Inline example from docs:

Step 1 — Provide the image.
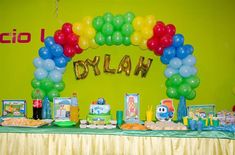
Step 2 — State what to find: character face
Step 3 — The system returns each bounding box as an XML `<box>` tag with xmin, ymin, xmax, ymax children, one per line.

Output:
<box><xmin>157</xmin><ymin>106</ymin><xmax>168</xmax><ymax>114</ymax></box>
<box><xmin>156</xmin><ymin>105</ymin><xmax>169</xmax><ymax>121</ymax></box>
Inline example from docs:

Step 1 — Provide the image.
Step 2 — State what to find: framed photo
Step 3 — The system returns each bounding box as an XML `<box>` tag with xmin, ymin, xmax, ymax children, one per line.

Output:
<box><xmin>187</xmin><ymin>104</ymin><xmax>215</xmax><ymax>118</ymax></box>
<box><xmin>53</xmin><ymin>97</ymin><xmax>72</xmax><ymax>121</ymax></box>
<box><xmin>2</xmin><ymin>100</ymin><xmax>26</xmax><ymax>118</ymax></box>
<box><xmin>124</xmin><ymin>93</ymin><xmax>140</xmax><ymax>123</ymax></box>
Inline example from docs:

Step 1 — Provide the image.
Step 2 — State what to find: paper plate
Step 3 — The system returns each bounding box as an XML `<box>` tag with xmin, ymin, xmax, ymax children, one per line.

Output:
<box><xmin>54</xmin><ymin>121</ymin><xmax>76</xmax><ymax>127</ymax></box>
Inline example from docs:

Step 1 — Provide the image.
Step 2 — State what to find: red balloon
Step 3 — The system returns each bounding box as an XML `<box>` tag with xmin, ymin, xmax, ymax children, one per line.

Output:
<box><xmin>166</xmin><ymin>24</ymin><xmax>176</xmax><ymax>36</ymax></box>
<box><xmin>63</xmin><ymin>45</ymin><xmax>76</xmax><ymax>58</ymax></box>
<box><xmin>62</xmin><ymin>23</ymin><xmax>73</xmax><ymax>35</ymax></box>
<box><xmin>54</xmin><ymin>30</ymin><xmax>66</xmax><ymax>45</ymax></box>
<box><xmin>153</xmin><ymin>21</ymin><xmax>166</xmax><ymax>37</ymax></box>
<box><xmin>66</xmin><ymin>33</ymin><xmax>78</xmax><ymax>46</ymax></box>
<box><xmin>74</xmin><ymin>44</ymin><xmax>83</xmax><ymax>54</ymax></box>
<box><xmin>160</xmin><ymin>34</ymin><xmax>173</xmax><ymax>47</ymax></box>
<box><xmin>147</xmin><ymin>38</ymin><xmax>159</xmax><ymax>51</ymax></box>
<box><xmin>154</xmin><ymin>46</ymin><xmax>164</xmax><ymax>56</ymax></box>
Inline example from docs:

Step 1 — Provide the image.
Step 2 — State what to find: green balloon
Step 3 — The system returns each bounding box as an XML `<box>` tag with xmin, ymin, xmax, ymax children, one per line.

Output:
<box><xmin>185</xmin><ymin>75</ymin><xmax>200</xmax><ymax>89</ymax></box>
<box><xmin>54</xmin><ymin>81</ymin><xmax>65</xmax><ymax>92</ymax></box>
<box><xmin>169</xmin><ymin>74</ymin><xmax>183</xmax><ymax>87</ymax></box>
<box><xmin>112</xmin><ymin>31</ymin><xmax>123</xmax><ymax>45</ymax></box>
<box><xmin>103</xmin><ymin>12</ymin><xmax>113</xmax><ymax>23</ymax></box>
<box><xmin>121</xmin><ymin>23</ymin><xmax>133</xmax><ymax>36</ymax></box>
<box><xmin>166</xmin><ymin>87</ymin><xmax>178</xmax><ymax>99</ymax></box>
<box><xmin>124</xmin><ymin>12</ymin><xmax>135</xmax><ymax>23</ymax></box>
<box><xmin>123</xmin><ymin>36</ymin><xmax>131</xmax><ymax>46</ymax></box>
<box><xmin>165</xmin><ymin>78</ymin><xmax>172</xmax><ymax>87</ymax></box>
<box><xmin>40</xmin><ymin>78</ymin><xmax>54</xmax><ymax>92</ymax></box>
<box><xmin>31</xmin><ymin>88</ymin><xmax>45</xmax><ymax>99</ymax></box>
<box><xmin>102</xmin><ymin>23</ymin><xmax>114</xmax><ymax>36</ymax></box>
<box><xmin>95</xmin><ymin>32</ymin><xmax>105</xmax><ymax>45</ymax></box>
<box><xmin>92</xmin><ymin>16</ymin><xmax>104</xmax><ymax>31</ymax></box>
<box><xmin>31</xmin><ymin>78</ymin><xmax>41</xmax><ymax>88</ymax></box>
<box><xmin>186</xmin><ymin>90</ymin><xmax>196</xmax><ymax>100</ymax></box>
<box><xmin>113</xmin><ymin>15</ymin><xmax>124</xmax><ymax>30</ymax></box>
<box><xmin>47</xmin><ymin>89</ymin><xmax>60</xmax><ymax>102</ymax></box>
<box><xmin>105</xmin><ymin>35</ymin><xmax>113</xmax><ymax>46</ymax></box>
<box><xmin>178</xmin><ymin>83</ymin><xmax>192</xmax><ymax>96</ymax></box>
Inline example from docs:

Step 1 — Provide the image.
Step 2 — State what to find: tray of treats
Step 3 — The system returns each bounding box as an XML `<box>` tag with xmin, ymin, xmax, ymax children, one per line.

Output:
<box><xmin>144</xmin><ymin>121</ymin><xmax>187</xmax><ymax>130</ymax></box>
<box><xmin>120</xmin><ymin>123</ymin><xmax>148</xmax><ymax>131</ymax></box>
<box><xmin>1</xmin><ymin>118</ymin><xmax>48</xmax><ymax>128</ymax></box>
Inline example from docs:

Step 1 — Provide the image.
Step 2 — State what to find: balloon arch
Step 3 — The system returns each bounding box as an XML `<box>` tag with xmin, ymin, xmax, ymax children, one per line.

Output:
<box><xmin>31</xmin><ymin>12</ymin><xmax>200</xmax><ymax>103</ymax></box>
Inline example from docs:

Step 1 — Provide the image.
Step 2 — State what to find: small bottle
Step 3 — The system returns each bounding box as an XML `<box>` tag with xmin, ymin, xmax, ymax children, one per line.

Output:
<box><xmin>33</xmin><ymin>90</ymin><xmax>42</xmax><ymax>119</ymax></box>
<box><xmin>46</xmin><ymin>99</ymin><xmax>52</xmax><ymax>119</ymax></box>
<box><xmin>42</xmin><ymin>97</ymin><xmax>47</xmax><ymax>119</ymax></box>
<box><xmin>70</xmin><ymin>92</ymin><xmax>79</xmax><ymax>123</ymax></box>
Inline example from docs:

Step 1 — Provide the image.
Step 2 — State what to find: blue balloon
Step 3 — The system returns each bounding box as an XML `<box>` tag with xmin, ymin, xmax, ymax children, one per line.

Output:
<box><xmin>39</xmin><ymin>47</ymin><xmax>53</xmax><ymax>59</ymax></box>
<box><xmin>34</xmin><ymin>68</ymin><xmax>48</xmax><ymax>80</ymax></box>
<box><xmin>43</xmin><ymin>59</ymin><xmax>55</xmax><ymax>71</ymax></box>
<box><xmin>49</xmin><ymin>70</ymin><xmax>62</xmax><ymax>83</ymax></box>
<box><xmin>182</xmin><ymin>55</ymin><xmax>196</xmax><ymax>66</ymax></box>
<box><xmin>44</xmin><ymin>36</ymin><xmax>55</xmax><ymax>48</ymax></box>
<box><xmin>173</xmin><ymin>34</ymin><xmax>184</xmax><ymax>47</ymax></box>
<box><xmin>55</xmin><ymin>67</ymin><xmax>66</xmax><ymax>74</ymax></box>
<box><xmin>54</xmin><ymin>57</ymin><xmax>67</xmax><ymax>68</ymax></box>
<box><xmin>176</xmin><ymin>46</ymin><xmax>189</xmax><ymax>59</ymax></box>
<box><xmin>184</xmin><ymin>44</ymin><xmax>194</xmax><ymax>55</ymax></box>
<box><xmin>163</xmin><ymin>46</ymin><xmax>176</xmax><ymax>60</ymax></box>
<box><xmin>160</xmin><ymin>56</ymin><xmax>170</xmax><ymax>64</ymax></box>
<box><xmin>50</xmin><ymin>44</ymin><xmax>63</xmax><ymax>57</ymax></box>
<box><xmin>190</xmin><ymin>67</ymin><xmax>197</xmax><ymax>75</ymax></box>
<box><xmin>169</xmin><ymin>58</ymin><xmax>182</xmax><ymax>69</ymax></box>
<box><xmin>179</xmin><ymin>65</ymin><xmax>191</xmax><ymax>77</ymax></box>
<box><xmin>63</xmin><ymin>54</ymin><xmax>71</xmax><ymax>62</ymax></box>
<box><xmin>33</xmin><ymin>57</ymin><xmax>44</xmax><ymax>68</ymax></box>
<box><xmin>164</xmin><ymin>67</ymin><xmax>178</xmax><ymax>78</ymax></box>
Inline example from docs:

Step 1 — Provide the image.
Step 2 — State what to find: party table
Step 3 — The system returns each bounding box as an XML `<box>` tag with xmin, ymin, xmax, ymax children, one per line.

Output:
<box><xmin>0</xmin><ymin>125</ymin><xmax>234</xmax><ymax>155</ymax></box>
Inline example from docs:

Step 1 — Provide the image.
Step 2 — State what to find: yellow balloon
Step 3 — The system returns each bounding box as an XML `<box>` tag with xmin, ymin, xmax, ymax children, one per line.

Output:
<box><xmin>82</xmin><ymin>16</ymin><xmax>93</xmax><ymax>26</ymax></box>
<box><xmin>89</xmin><ymin>39</ymin><xmax>99</xmax><ymax>49</ymax></box>
<box><xmin>141</xmin><ymin>27</ymin><xmax>153</xmax><ymax>39</ymax></box>
<box><xmin>145</xmin><ymin>15</ymin><xmax>156</xmax><ymax>27</ymax></box>
<box><xmin>84</xmin><ymin>27</ymin><xmax>96</xmax><ymax>39</ymax></box>
<box><xmin>140</xmin><ymin>39</ymin><xmax>148</xmax><ymax>50</ymax></box>
<box><xmin>132</xmin><ymin>16</ymin><xmax>144</xmax><ymax>31</ymax></box>
<box><xmin>73</xmin><ymin>22</ymin><xmax>84</xmax><ymax>36</ymax></box>
<box><xmin>130</xmin><ymin>32</ymin><xmax>142</xmax><ymax>45</ymax></box>
<box><xmin>79</xmin><ymin>37</ymin><xmax>89</xmax><ymax>50</ymax></box>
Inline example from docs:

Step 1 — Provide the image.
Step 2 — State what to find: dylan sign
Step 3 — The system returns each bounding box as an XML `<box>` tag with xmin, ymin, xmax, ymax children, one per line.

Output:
<box><xmin>73</xmin><ymin>54</ymin><xmax>153</xmax><ymax>80</ymax></box>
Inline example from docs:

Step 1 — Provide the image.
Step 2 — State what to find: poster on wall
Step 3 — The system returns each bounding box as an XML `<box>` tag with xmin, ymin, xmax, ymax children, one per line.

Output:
<box><xmin>124</xmin><ymin>93</ymin><xmax>140</xmax><ymax>123</ymax></box>
<box><xmin>2</xmin><ymin>100</ymin><xmax>26</xmax><ymax>118</ymax></box>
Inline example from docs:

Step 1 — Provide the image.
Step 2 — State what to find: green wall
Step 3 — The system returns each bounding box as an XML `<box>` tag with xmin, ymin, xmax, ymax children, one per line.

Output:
<box><xmin>0</xmin><ymin>0</ymin><xmax>235</xmax><ymax>120</ymax></box>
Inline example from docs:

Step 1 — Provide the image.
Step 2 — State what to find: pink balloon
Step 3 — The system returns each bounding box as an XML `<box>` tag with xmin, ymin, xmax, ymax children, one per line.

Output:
<box><xmin>160</xmin><ymin>34</ymin><xmax>173</xmax><ymax>47</ymax></box>
<box><xmin>74</xmin><ymin>44</ymin><xmax>83</xmax><ymax>54</ymax></box>
<box><xmin>153</xmin><ymin>21</ymin><xmax>166</xmax><ymax>37</ymax></box>
<box><xmin>66</xmin><ymin>33</ymin><xmax>78</xmax><ymax>46</ymax></box>
<box><xmin>166</xmin><ymin>24</ymin><xmax>176</xmax><ymax>36</ymax></box>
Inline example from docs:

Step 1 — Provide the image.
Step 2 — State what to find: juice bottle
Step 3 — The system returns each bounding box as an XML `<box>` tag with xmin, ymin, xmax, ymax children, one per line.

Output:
<box><xmin>70</xmin><ymin>92</ymin><xmax>79</xmax><ymax>123</ymax></box>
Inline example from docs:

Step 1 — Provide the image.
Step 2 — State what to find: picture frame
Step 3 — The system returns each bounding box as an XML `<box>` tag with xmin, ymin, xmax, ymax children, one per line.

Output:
<box><xmin>53</xmin><ymin>97</ymin><xmax>72</xmax><ymax>121</ymax></box>
<box><xmin>187</xmin><ymin>104</ymin><xmax>215</xmax><ymax>118</ymax></box>
<box><xmin>124</xmin><ymin>93</ymin><xmax>140</xmax><ymax>123</ymax></box>
<box><xmin>2</xmin><ymin>100</ymin><xmax>26</xmax><ymax>118</ymax></box>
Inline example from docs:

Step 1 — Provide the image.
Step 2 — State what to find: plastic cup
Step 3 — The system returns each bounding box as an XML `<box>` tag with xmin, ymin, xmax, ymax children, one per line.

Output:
<box><xmin>187</xmin><ymin>118</ymin><xmax>192</xmax><ymax>127</ymax></box>
<box><xmin>189</xmin><ymin>120</ymin><xmax>196</xmax><ymax>130</ymax></box>
<box><xmin>213</xmin><ymin>120</ymin><xmax>219</xmax><ymax>127</ymax></box>
<box><xmin>146</xmin><ymin>111</ymin><xmax>153</xmax><ymax>122</ymax></box>
<box><xmin>183</xmin><ymin>117</ymin><xmax>188</xmax><ymax>126</ymax></box>
<box><xmin>116</xmin><ymin>111</ymin><xmax>123</xmax><ymax>126</ymax></box>
<box><xmin>197</xmin><ymin>120</ymin><xmax>203</xmax><ymax>131</ymax></box>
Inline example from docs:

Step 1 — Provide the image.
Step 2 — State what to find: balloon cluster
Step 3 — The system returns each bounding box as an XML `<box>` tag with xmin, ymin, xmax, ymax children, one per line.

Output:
<box><xmin>93</xmin><ymin>12</ymin><xmax>135</xmax><ymax>46</ymax></box>
<box><xmin>73</xmin><ymin>16</ymin><xmax>98</xmax><ymax>49</ymax></box>
<box><xmin>161</xmin><ymin>34</ymin><xmax>199</xmax><ymax>100</ymax></box>
<box><xmin>147</xmin><ymin>21</ymin><xmax>176</xmax><ymax>55</ymax></box>
<box><xmin>31</xmin><ymin>12</ymin><xmax>200</xmax><ymax>102</ymax></box>
<box><xmin>131</xmin><ymin>15</ymin><xmax>156</xmax><ymax>49</ymax></box>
